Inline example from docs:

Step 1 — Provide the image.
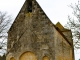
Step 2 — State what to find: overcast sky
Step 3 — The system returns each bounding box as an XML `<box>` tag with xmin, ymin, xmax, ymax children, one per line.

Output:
<box><xmin>0</xmin><ymin>0</ymin><xmax>80</xmax><ymax>59</ymax></box>
<box><xmin>0</xmin><ymin>0</ymin><xmax>78</xmax><ymax>26</ymax></box>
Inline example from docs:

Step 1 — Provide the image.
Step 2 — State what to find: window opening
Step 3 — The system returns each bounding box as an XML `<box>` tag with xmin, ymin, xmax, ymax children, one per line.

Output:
<box><xmin>28</xmin><ymin>2</ymin><xmax>32</xmax><ymax>12</ymax></box>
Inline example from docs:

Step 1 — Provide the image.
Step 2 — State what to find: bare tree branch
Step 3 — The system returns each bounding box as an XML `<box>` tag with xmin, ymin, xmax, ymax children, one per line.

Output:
<box><xmin>0</xmin><ymin>11</ymin><xmax>12</xmax><ymax>55</ymax></box>
<box><xmin>65</xmin><ymin>0</ymin><xmax>80</xmax><ymax>49</ymax></box>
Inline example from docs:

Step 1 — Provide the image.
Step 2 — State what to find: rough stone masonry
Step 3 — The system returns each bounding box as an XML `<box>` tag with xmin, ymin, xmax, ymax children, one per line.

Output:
<box><xmin>6</xmin><ymin>0</ymin><xmax>74</xmax><ymax>60</ymax></box>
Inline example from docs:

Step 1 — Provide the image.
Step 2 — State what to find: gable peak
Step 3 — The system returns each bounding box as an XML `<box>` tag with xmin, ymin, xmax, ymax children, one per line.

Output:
<box><xmin>56</xmin><ymin>22</ymin><xmax>64</xmax><ymax>29</ymax></box>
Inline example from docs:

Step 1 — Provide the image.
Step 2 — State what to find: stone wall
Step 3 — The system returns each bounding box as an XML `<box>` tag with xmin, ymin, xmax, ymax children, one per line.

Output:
<box><xmin>7</xmin><ymin>0</ymin><xmax>54</xmax><ymax>60</ymax></box>
<box><xmin>53</xmin><ymin>28</ymin><xmax>73</xmax><ymax>60</ymax></box>
<box><xmin>7</xmin><ymin>0</ymin><xmax>74</xmax><ymax>60</ymax></box>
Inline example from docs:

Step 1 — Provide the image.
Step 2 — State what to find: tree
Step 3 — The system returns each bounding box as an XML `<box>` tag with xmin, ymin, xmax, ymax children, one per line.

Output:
<box><xmin>0</xmin><ymin>11</ymin><xmax>12</xmax><ymax>55</ymax></box>
<box><xmin>65</xmin><ymin>1</ymin><xmax>80</xmax><ymax>49</ymax></box>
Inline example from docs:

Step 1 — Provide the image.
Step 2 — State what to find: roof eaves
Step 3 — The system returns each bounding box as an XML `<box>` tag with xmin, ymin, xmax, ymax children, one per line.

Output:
<box><xmin>53</xmin><ymin>24</ymin><xmax>72</xmax><ymax>46</ymax></box>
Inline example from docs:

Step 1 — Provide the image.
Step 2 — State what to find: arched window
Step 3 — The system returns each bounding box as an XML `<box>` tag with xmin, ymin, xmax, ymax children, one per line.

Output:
<box><xmin>43</xmin><ymin>56</ymin><xmax>50</xmax><ymax>60</ymax></box>
<box><xmin>19</xmin><ymin>51</ymin><xmax>37</xmax><ymax>60</ymax></box>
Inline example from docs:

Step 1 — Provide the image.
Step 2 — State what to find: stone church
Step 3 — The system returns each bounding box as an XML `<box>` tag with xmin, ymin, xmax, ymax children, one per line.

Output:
<box><xmin>6</xmin><ymin>0</ymin><xmax>74</xmax><ymax>60</ymax></box>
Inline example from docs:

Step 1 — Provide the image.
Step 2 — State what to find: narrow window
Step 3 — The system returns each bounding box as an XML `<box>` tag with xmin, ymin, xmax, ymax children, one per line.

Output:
<box><xmin>28</xmin><ymin>2</ymin><xmax>32</xmax><ymax>12</ymax></box>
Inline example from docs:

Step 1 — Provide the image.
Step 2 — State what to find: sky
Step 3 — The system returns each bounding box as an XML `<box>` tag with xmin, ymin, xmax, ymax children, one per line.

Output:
<box><xmin>0</xmin><ymin>0</ymin><xmax>78</xmax><ymax>26</ymax></box>
<box><xmin>0</xmin><ymin>0</ymin><xmax>80</xmax><ymax>60</ymax></box>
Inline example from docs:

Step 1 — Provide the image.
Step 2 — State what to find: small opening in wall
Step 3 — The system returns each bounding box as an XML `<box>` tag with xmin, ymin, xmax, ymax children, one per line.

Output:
<box><xmin>28</xmin><ymin>1</ymin><xmax>32</xmax><ymax>12</ymax></box>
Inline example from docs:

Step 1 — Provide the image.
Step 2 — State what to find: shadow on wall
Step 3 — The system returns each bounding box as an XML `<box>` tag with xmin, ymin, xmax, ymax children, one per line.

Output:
<box><xmin>0</xmin><ymin>55</ymin><xmax>6</xmax><ymax>60</ymax></box>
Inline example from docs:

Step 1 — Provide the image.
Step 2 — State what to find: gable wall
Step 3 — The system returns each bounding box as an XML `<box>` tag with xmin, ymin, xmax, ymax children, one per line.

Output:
<box><xmin>7</xmin><ymin>0</ymin><xmax>29</xmax><ymax>53</ymax></box>
<box><xmin>7</xmin><ymin>0</ymin><xmax>74</xmax><ymax>60</ymax></box>
<box><xmin>7</xmin><ymin>0</ymin><xmax>55</xmax><ymax>60</ymax></box>
<box><xmin>53</xmin><ymin>27</ymin><xmax>74</xmax><ymax>60</ymax></box>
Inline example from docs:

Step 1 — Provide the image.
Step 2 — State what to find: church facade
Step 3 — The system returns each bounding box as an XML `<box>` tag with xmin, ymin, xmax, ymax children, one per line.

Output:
<box><xmin>6</xmin><ymin>0</ymin><xmax>74</xmax><ymax>60</ymax></box>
